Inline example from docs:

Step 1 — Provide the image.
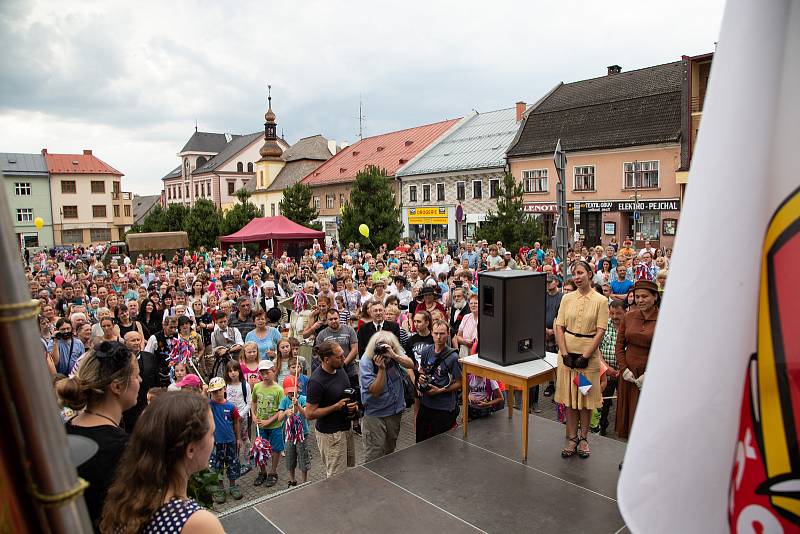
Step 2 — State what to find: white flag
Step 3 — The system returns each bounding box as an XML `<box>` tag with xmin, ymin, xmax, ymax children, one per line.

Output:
<box><xmin>617</xmin><ymin>0</ymin><xmax>800</xmax><ymax>532</ymax></box>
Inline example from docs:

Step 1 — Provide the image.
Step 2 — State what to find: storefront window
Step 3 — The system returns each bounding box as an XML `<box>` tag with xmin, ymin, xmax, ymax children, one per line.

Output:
<box><xmin>628</xmin><ymin>212</ymin><xmax>660</xmax><ymax>240</ymax></box>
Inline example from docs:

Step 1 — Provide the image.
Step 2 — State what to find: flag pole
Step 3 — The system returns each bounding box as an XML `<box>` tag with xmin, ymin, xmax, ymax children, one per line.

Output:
<box><xmin>553</xmin><ymin>140</ymin><xmax>569</xmax><ymax>267</ymax></box>
<box><xmin>0</xmin><ymin>177</ymin><xmax>92</xmax><ymax>531</ymax></box>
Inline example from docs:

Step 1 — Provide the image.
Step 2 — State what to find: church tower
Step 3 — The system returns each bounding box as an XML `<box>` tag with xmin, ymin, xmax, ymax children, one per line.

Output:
<box><xmin>255</xmin><ymin>85</ymin><xmax>286</xmax><ymax>193</ymax></box>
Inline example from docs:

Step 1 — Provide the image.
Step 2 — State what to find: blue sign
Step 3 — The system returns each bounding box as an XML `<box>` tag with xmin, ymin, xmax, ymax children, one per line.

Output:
<box><xmin>633</xmin><ymin>211</ymin><xmax>640</xmax><ymax>220</ymax></box>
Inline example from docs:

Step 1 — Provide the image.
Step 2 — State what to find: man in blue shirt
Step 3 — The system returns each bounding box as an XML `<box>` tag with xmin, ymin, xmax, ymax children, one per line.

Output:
<box><xmin>359</xmin><ymin>333</ymin><xmax>415</xmax><ymax>462</ymax></box>
<box><xmin>610</xmin><ymin>265</ymin><xmax>634</xmax><ymax>300</ymax></box>
<box><xmin>416</xmin><ymin>321</ymin><xmax>462</xmax><ymax>443</ymax></box>
<box><xmin>460</xmin><ymin>242</ymin><xmax>479</xmax><ymax>270</ymax></box>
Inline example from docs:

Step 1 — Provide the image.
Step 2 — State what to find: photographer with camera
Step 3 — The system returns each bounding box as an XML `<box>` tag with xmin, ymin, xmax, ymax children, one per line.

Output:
<box><xmin>51</xmin><ymin>317</ymin><xmax>85</xmax><ymax>375</ymax></box>
<box><xmin>306</xmin><ymin>339</ymin><xmax>359</xmax><ymax>478</ymax></box>
<box><xmin>359</xmin><ymin>331</ymin><xmax>414</xmax><ymax>462</ymax></box>
<box><xmin>416</xmin><ymin>320</ymin><xmax>462</xmax><ymax>443</ymax></box>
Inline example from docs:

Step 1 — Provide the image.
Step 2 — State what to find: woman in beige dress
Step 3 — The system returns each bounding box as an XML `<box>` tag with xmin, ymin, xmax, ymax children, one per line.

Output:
<box><xmin>554</xmin><ymin>260</ymin><xmax>608</xmax><ymax>459</ymax></box>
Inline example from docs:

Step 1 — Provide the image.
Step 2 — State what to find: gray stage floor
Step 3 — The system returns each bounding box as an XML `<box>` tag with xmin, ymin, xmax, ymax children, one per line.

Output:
<box><xmin>220</xmin><ymin>414</ymin><xmax>627</xmax><ymax>534</ymax></box>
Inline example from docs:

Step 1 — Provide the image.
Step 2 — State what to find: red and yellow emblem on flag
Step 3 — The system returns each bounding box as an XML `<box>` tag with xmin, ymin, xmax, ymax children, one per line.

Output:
<box><xmin>730</xmin><ymin>187</ymin><xmax>800</xmax><ymax>531</ymax></box>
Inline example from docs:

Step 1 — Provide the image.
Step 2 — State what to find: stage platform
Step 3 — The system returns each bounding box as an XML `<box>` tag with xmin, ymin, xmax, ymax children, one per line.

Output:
<box><xmin>220</xmin><ymin>413</ymin><xmax>627</xmax><ymax>533</ymax></box>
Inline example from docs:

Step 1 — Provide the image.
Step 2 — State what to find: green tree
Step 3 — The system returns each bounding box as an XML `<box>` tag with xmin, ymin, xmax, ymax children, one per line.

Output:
<box><xmin>221</xmin><ymin>188</ymin><xmax>261</xmax><ymax>236</ymax></box>
<box><xmin>135</xmin><ymin>204</ymin><xmax>168</xmax><ymax>232</ymax></box>
<box><xmin>164</xmin><ymin>203</ymin><xmax>191</xmax><ymax>231</ymax></box>
<box><xmin>339</xmin><ymin>165</ymin><xmax>403</xmax><ymax>251</ymax></box>
<box><xmin>185</xmin><ymin>198</ymin><xmax>222</xmax><ymax>249</ymax></box>
<box><xmin>280</xmin><ymin>182</ymin><xmax>321</xmax><ymax>229</ymax></box>
<box><xmin>475</xmin><ymin>172</ymin><xmax>544</xmax><ymax>254</ymax></box>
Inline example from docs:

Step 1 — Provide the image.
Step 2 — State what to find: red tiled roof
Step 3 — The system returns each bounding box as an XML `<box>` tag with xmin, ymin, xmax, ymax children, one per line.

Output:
<box><xmin>43</xmin><ymin>150</ymin><xmax>123</xmax><ymax>175</ymax></box>
<box><xmin>301</xmin><ymin>118</ymin><xmax>460</xmax><ymax>186</ymax></box>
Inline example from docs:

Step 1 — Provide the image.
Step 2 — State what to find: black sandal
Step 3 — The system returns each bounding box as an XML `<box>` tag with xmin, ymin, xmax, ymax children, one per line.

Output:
<box><xmin>561</xmin><ymin>436</ymin><xmax>579</xmax><ymax>458</ymax></box>
<box><xmin>577</xmin><ymin>436</ymin><xmax>591</xmax><ymax>459</ymax></box>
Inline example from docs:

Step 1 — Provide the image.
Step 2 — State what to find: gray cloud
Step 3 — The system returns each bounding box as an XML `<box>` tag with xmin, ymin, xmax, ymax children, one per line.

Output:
<box><xmin>0</xmin><ymin>0</ymin><xmax>725</xmax><ymax>194</ymax></box>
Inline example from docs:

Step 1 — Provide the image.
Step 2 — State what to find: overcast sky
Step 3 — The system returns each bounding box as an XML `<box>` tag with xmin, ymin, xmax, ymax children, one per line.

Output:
<box><xmin>0</xmin><ymin>0</ymin><xmax>725</xmax><ymax>195</ymax></box>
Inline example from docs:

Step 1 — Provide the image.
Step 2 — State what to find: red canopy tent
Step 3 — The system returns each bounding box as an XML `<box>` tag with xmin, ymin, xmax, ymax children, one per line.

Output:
<box><xmin>219</xmin><ymin>216</ymin><xmax>325</xmax><ymax>258</ymax></box>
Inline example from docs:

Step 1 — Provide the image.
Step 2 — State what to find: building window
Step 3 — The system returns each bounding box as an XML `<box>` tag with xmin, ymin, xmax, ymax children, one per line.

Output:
<box><xmin>313</xmin><ymin>196</ymin><xmax>321</xmax><ymax>209</ymax></box>
<box><xmin>423</xmin><ymin>184</ymin><xmax>431</xmax><ymax>202</ymax></box>
<box><xmin>14</xmin><ymin>182</ymin><xmax>31</xmax><ymax>195</ymax></box>
<box><xmin>90</xmin><ymin>228</ymin><xmax>112</xmax><ymax>242</ymax></box>
<box><xmin>456</xmin><ymin>181</ymin><xmax>465</xmax><ymax>200</ymax></box>
<box><xmin>247</xmin><ymin>162</ymin><xmax>253</xmax><ymax>172</ymax></box>
<box><xmin>326</xmin><ymin>195</ymin><xmax>334</xmax><ymax>209</ymax></box>
<box><xmin>113</xmin><ymin>181</ymin><xmax>120</xmax><ymax>194</ymax></box>
<box><xmin>167</xmin><ymin>187</ymin><xmax>172</xmax><ymax>200</ymax></box>
<box><xmin>523</xmin><ymin>169</ymin><xmax>548</xmax><ymax>193</ymax></box>
<box><xmin>16</xmin><ymin>208</ymin><xmax>33</xmax><ymax>222</ymax></box>
<box><xmin>489</xmin><ymin>179</ymin><xmax>500</xmax><ymax>198</ymax></box>
<box><xmin>339</xmin><ymin>194</ymin><xmax>345</xmax><ymax>207</ymax></box>
<box><xmin>113</xmin><ymin>205</ymin><xmax>120</xmax><ymax>217</ymax></box>
<box><xmin>124</xmin><ymin>205</ymin><xmax>131</xmax><ymax>217</ymax></box>
<box><xmin>227</xmin><ymin>181</ymin><xmax>235</xmax><ymax>195</ymax></box>
<box><xmin>624</xmin><ymin>161</ymin><xmax>659</xmax><ymax>189</ymax></box>
<box><xmin>409</xmin><ymin>185</ymin><xmax>417</xmax><ymax>202</ymax></box>
<box><xmin>237</xmin><ymin>162</ymin><xmax>244</xmax><ymax>172</ymax></box>
<box><xmin>61</xmin><ymin>229</ymin><xmax>83</xmax><ymax>243</ymax></box>
<box><xmin>185</xmin><ymin>185</ymin><xmax>189</xmax><ymax>197</ymax></box>
<box><xmin>177</xmin><ymin>186</ymin><xmax>181</xmax><ymax>199</ymax></box>
<box><xmin>271</xmin><ymin>203</ymin><xmax>276</xmax><ymax>216</ymax></box>
<box><xmin>61</xmin><ymin>180</ymin><xmax>76</xmax><ymax>194</ymax></box>
<box><xmin>472</xmin><ymin>180</ymin><xmax>482</xmax><ymax>199</ymax></box>
<box><xmin>62</xmin><ymin>206</ymin><xmax>78</xmax><ymax>219</ymax></box>
<box><xmin>436</xmin><ymin>183</ymin><xmax>445</xmax><ymax>201</ymax></box>
<box><xmin>195</xmin><ymin>183</ymin><xmax>199</xmax><ymax>197</ymax></box>
<box><xmin>574</xmin><ymin>165</ymin><xmax>596</xmax><ymax>191</ymax></box>
<box><xmin>92</xmin><ymin>205</ymin><xmax>107</xmax><ymax>218</ymax></box>
<box><xmin>91</xmin><ymin>180</ymin><xmax>105</xmax><ymax>193</ymax></box>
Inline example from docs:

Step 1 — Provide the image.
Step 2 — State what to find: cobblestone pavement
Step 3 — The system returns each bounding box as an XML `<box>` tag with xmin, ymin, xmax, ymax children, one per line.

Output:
<box><xmin>214</xmin><ymin>389</ymin><xmax>624</xmax><ymax>515</ymax></box>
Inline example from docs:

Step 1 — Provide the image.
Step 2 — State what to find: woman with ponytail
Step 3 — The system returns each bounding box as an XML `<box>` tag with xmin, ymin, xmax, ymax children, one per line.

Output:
<box><xmin>99</xmin><ymin>391</ymin><xmax>223</xmax><ymax>533</ymax></box>
<box><xmin>58</xmin><ymin>341</ymin><xmax>140</xmax><ymax>530</ymax></box>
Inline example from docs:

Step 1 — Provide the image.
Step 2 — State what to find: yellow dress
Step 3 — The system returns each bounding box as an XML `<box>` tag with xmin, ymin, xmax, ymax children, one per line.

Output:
<box><xmin>553</xmin><ymin>290</ymin><xmax>609</xmax><ymax>410</ymax></box>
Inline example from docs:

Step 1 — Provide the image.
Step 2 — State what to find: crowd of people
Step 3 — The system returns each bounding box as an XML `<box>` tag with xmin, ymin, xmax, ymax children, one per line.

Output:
<box><xmin>30</xmin><ymin>234</ymin><xmax>667</xmax><ymax>531</ymax></box>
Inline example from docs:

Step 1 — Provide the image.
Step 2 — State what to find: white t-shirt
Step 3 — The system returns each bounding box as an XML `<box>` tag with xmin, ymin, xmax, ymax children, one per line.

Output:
<box><xmin>226</xmin><ymin>382</ymin><xmax>251</xmax><ymax>421</ymax></box>
<box><xmin>468</xmin><ymin>375</ymin><xmax>499</xmax><ymax>404</ymax></box>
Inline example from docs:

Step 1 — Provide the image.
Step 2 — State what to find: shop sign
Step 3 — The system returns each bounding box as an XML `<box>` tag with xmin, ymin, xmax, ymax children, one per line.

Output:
<box><xmin>408</xmin><ymin>206</ymin><xmax>448</xmax><ymax>225</ymax></box>
<box><xmin>523</xmin><ymin>202</ymin><xmax>558</xmax><ymax>213</ymax></box>
<box><xmin>566</xmin><ymin>199</ymin><xmax>681</xmax><ymax>213</ymax></box>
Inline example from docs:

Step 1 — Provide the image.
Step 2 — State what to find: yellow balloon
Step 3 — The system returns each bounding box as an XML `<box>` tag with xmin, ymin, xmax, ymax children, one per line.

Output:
<box><xmin>358</xmin><ymin>224</ymin><xmax>369</xmax><ymax>238</ymax></box>
<box><xmin>34</xmin><ymin>217</ymin><xmax>44</xmax><ymax>230</ymax></box>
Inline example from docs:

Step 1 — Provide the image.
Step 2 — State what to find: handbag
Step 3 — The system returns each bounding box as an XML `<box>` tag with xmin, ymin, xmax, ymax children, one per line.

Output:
<box><xmin>562</xmin><ymin>352</ymin><xmax>589</xmax><ymax>369</ymax></box>
<box><xmin>400</xmin><ymin>369</ymin><xmax>416</xmax><ymax>408</ymax></box>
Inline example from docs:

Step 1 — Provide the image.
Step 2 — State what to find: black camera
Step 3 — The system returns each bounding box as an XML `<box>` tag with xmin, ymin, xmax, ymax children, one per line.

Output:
<box><xmin>417</xmin><ymin>375</ymin><xmax>432</xmax><ymax>393</ymax></box>
<box><xmin>375</xmin><ymin>343</ymin><xmax>390</xmax><ymax>356</ymax></box>
<box><xmin>341</xmin><ymin>387</ymin><xmax>361</xmax><ymax>420</ymax></box>
<box><xmin>55</xmin><ymin>331</ymin><xmax>72</xmax><ymax>340</ymax></box>
<box><xmin>454</xmin><ymin>280</ymin><xmax>463</xmax><ymax>287</ymax></box>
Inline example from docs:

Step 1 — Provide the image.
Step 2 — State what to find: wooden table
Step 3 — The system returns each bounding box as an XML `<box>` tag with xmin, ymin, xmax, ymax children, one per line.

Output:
<box><xmin>461</xmin><ymin>353</ymin><xmax>558</xmax><ymax>461</ymax></box>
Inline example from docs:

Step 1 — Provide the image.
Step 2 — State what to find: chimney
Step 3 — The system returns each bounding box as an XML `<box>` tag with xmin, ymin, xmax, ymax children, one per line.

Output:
<box><xmin>83</xmin><ymin>149</ymin><xmax>92</xmax><ymax>155</ymax></box>
<box><xmin>327</xmin><ymin>139</ymin><xmax>337</xmax><ymax>155</ymax></box>
<box><xmin>41</xmin><ymin>148</ymin><xmax>48</xmax><ymax>155</ymax></box>
<box><xmin>515</xmin><ymin>101</ymin><xmax>526</xmax><ymax>122</ymax></box>
<box><xmin>607</xmin><ymin>65</ymin><xmax>622</xmax><ymax>75</ymax></box>
<box><xmin>340</xmin><ymin>140</ymin><xmax>350</xmax><ymax>149</ymax></box>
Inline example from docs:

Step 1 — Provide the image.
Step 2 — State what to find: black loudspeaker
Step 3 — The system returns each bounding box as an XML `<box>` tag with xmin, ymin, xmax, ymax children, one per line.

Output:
<box><xmin>478</xmin><ymin>270</ymin><xmax>546</xmax><ymax>366</ymax></box>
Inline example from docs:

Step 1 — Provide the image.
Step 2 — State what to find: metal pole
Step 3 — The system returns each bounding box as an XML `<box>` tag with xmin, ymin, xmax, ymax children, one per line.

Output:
<box><xmin>633</xmin><ymin>160</ymin><xmax>640</xmax><ymax>244</ymax></box>
<box><xmin>0</xmin><ymin>177</ymin><xmax>92</xmax><ymax>531</ymax></box>
<box><xmin>553</xmin><ymin>140</ymin><xmax>569</xmax><ymax>268</ymax></box>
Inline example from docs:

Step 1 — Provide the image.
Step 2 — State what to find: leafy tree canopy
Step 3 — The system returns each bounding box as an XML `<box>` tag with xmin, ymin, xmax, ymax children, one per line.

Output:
<box><xmin>475</xmin><ymin>172</ymin><xmax>544</xmax><ymax>255</ymax></box>
<box><xmin>338</xmin><ymin>165</ymin><xmax>403</xmax><ymax>251</ymax></box>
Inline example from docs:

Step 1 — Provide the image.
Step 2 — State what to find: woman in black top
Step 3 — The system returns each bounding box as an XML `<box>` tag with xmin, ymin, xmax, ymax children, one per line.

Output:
<box><xmin>139</xmin><ymin>299</ymin><xmax>162</xmax><ymax>335</ymax></box>
<box><xmin>115</xmin><ymin>305</ymin><xmax>145</xmax><ymax>341</ymax></box>
<box><xmin>58</xmin><ymin>341</ymin><xmax>140</xmax><ymax>530</ymax></box>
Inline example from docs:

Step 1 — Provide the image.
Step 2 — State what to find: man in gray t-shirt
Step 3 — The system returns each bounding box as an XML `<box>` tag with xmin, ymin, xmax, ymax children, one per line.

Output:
<box><xmin>314</xmin><ymin>309</ymin><xmax>359</xmax><ymax>378</ymax></box>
